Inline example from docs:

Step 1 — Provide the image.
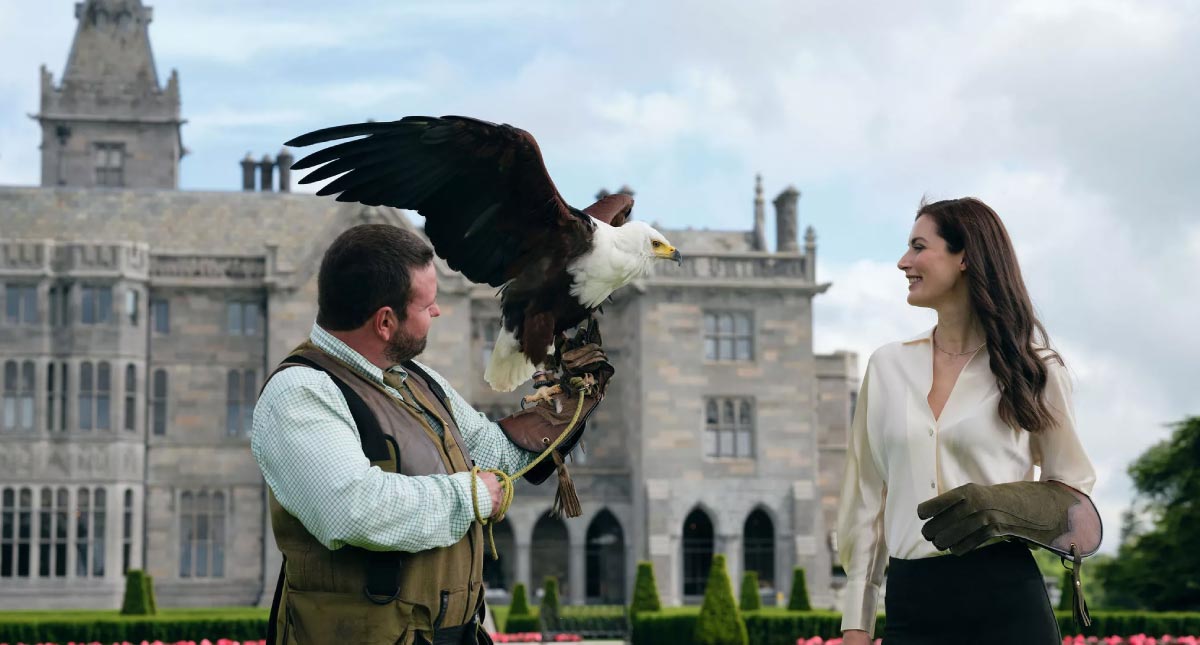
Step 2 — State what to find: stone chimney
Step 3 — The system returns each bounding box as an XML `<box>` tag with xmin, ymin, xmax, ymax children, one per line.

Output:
<box><xmin>276</xmin><ymin>148</ymin><xmax>293</xmax><ymax>193</ymax></box>
<box><xmin>595</xmin><ymin>188</ymin><xmax>611</xmax><ymax>201</ymax></box>
<box><xmin>259</xmin><ymin>154</ymin><xmax>275</xmax><ymax>192</ymax></box>
<box><xmin>240</xmin><ymin>153</ymin><xmax>256</xmax><ymax>191</ymax></box>
<box><xmin>773</xmin><ymin>186</ymin><xmax>800</xmax><ymax>252</ymax></box>
<box><xmin>617</xmin><ymin>184</ymin><xmax>635</xmax><ymax>198</ymax></box>
<box><xmin>752</xmin><ymin>174</ymin><xmax>766</xmax><ymax>251</ymax></box>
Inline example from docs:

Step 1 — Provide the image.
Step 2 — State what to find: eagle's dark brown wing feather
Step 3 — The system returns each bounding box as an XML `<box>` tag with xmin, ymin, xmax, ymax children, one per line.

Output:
<box><xmin>286</xmin><ymin>116</ymin><xmax>593</xmax><ymax>288</ymax></box>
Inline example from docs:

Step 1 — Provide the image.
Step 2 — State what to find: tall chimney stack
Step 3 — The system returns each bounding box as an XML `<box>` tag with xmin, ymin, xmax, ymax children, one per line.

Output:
<box><xmin>773</xmin><ymin>186</ymin><xmax>800</xmax><ymax>252</ymax></box>
<box><xmin>240</xmin><ymin>153</ymin><xmax>256</xmax><ymax>191</ymax></box>
<box><xmin>276</xmin><ymin>148</ymin><xmax>294</xmax><ymax>193</ymax></box>
<box><xmin>259</xmin><ymin>154</ymin><xmax>275</xmax><ymax>192</ymax></box>
<box><xmin>752</xmin><ymin>174</ymin><xmax>766</xmax><ymax>251</ymax></box>
<box><xmin>804</xmin><ymin>225</ymin><xmax>817</xmax><ymax>282</ymax></box>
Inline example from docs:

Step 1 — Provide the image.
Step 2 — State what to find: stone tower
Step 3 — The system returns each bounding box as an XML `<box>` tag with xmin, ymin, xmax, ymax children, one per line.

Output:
<box><xmin>35</xmin><ymin>0</ymin><xmax>184</xmax><ymax>189</ymax></box>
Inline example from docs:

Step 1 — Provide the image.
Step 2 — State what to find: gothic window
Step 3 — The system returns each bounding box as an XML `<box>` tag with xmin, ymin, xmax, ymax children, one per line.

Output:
<box><xmin>704</xmin><ymin>397</ymin><xmax>755</xmax><ymax>459</ymax></box>
<box><xmin>585</xmin><ymin>509</ymin><xmax>626</xmax><ymax>604</ymax></box>
<box><xmin>473</xmin><ymin>316</ymin><xmax>501</xmax><ymax>367</ymax></box>
<box><xmin>46</xmin><ymin>361</ymin><xmax>68</xmax><ymax>432</ymax></box>
<box><xmin>70</xmin><ymin>487</ymin><xmax>106</xmax><ymax>578</ymax></box>
<box><xmin>123</xmin><ymin>364</ymin><xmax>137</xmax><ymax>432</ymax></box>
<box><xmin>530</xmin><ymin>511</ymin><xmax>569</xmax><ymax>601</ymax></box>
<box><xmin>3</xmin><ymin>361</ymin><xmax>35</xmax><ymax>433</ymax></box>
<box><xmin>151</xmin><ymin>369</ymin><xmax>168</xmax><ymax>436</ymax></box>
<box><xmin>79</xmin><ymin>363</ymin><xmax>93</xmax><ymax>431</ymax></box>
<box><xmin>91</xmin><ymin>489</ymin><xmax>106</xmax><ymax>577</ymax></box>
<box><xmin>96</xmin><ymin>362</ymin><xmax>111</xmax><ymax>431</ymax></box>
<box><xmin>226</xmin><ymin>370</ymin><xmax>257</xmax><ymax>436</ymax></box>
<box><xmin>151</xmin><ymin>298</ymin><xmax>169</xmax><ymax>334</ymax></box>
<box><xmin>743</xmin><ymin>508</ymin><xmax>776</xmax><ymax>590</ymax></box>
<box><xmin>179</xmin><ymin>491</ymin><xmax>226</xmax><ymax>578</ymax></box>
<box><xmin>38</xmin><ymin>487</ymin><xmax>68</xmax><ymax>578</ymax></box>
<box><xmin>682</xmin><ymin>508</ymin><xmax>714</xmax><ymax>599</ymax></box>
<box><xmin>74</xmin><ymin>488</ymin><xmax>89</xmax><ymax>577</ymax></box>
<box><xmin>703</xmin><ymin>311</ymin><xmax>753</xmax><ymax>361</ymax></box>
<box><xmin>125</xmin><ymin>289</ymin><xmax>139</xmax><ymax>326</ymax></box>
<box><xmin>226</xmin><ymin>301</ymin><xmax>260</xmax><ymax>336</ymax></box>
<box><xmin>122</xmin><ymin>489</ymin><xmax>133</xmax><ymax>574</ymax></box>
<box><xmin>80</xmin><ymin>286</ymin><xmax>113</xmax><ymax>325</ymax></box>
<box><xmin>4</xmin><ymin>285</ymin><xmax>38</xmax><ymax>325</ymax></box>
<box><xmin>49</xmin><ymin>284</ymin><xmax>70</xmax><ymax>326</ymax></box>
<box><xmin>94</xmin><ymin>142</ymin><xmax>125</xmax><ymax>187</ymax></box>
<box><xmin>0</xmin><ymin>487</ymin><xmax>34</xmax><ymax>578</ymax></box>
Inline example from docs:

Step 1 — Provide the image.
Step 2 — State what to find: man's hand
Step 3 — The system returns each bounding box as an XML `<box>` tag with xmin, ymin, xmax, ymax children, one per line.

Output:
<box><xmin>842</xmin><ymin>629</ymin><xmax>873</xmax><ymax>645</ymax></box>
<box><xmin>476</xmin><ymin>471</ymin><xmax>505</xmax><ymax>519</ymax></box>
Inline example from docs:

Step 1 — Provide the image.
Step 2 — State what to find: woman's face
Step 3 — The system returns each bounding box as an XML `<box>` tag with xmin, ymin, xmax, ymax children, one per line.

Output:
<box><xmin>897</xmin><ymin>214</ymin><xmax>966</xmax><ymax>308</ymax></box>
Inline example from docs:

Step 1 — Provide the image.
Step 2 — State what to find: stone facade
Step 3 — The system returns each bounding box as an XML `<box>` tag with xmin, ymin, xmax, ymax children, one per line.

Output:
<box><xmin>0</xmin><ymin>0</ymin><xmax>858</xmax><ymax>611</ymax></box>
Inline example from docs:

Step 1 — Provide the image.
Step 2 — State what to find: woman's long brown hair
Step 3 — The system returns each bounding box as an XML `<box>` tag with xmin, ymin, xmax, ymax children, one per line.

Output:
<box><xmin>918</xmin><ymin>197</ymin><xmax>1062</xmax><ymax>433</ymax></box>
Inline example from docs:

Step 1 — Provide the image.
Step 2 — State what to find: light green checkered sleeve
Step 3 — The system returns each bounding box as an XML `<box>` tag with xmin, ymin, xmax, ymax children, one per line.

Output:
<box><xmin>412</xmin><ymin>360</ymin><xmax>537</xmax><ymax>474</ymax></box>
<box><xmin>250</xmin><ymin>365</ymin><xmax>492</xmax><ymax>553</ymax></box>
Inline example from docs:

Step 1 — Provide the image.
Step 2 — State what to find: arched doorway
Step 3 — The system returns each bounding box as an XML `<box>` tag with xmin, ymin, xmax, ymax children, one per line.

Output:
<box><xmin>530</xmin><ymin>511</ymin><xmax>569</xmax><ymax>601</ymax></box>
<box><xmin>585</xmin><ymin>509</ymin><xmax>625</xmax><ymax>604</ymax></box>
<box><xmin>742</xmin><ymin>508</ymin><xmax>775</xmax><ymax>601</ymax></box>
<box><xmin>682</xmin><ymin>508</ymin><xmax>714</xmax><ymax>600</ymax></box>
<box><xmin>482</xmin><ymin>520</ymin><xmax>515</xmax><ymax>593</ymax></box>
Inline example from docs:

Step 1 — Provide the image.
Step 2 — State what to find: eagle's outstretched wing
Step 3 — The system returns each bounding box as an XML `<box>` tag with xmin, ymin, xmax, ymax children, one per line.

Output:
<box><xmin>285</xmin><ymin>116</ymin><xmax>593</xmax><ymax>288</ymax></box>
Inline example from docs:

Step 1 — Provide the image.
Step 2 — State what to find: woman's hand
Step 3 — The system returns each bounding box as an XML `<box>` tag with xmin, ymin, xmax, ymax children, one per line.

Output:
<box><xmin>842</xmin><ymin>629</ymin><xmax>873</xmax><ymax>645</ymax></box>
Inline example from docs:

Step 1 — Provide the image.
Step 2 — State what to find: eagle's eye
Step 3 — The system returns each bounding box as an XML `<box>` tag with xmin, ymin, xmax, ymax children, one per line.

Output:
<box><xmin>651</xmin><ymin>240</ymin><xmax>663</xmax><ymax>248</ymax></box>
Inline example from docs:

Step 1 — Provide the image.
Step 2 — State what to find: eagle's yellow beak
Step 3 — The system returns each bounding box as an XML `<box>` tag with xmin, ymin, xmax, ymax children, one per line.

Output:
<box><xmin>655</xmin><ymin>245</ymin><xmax>683</xmax><ymax>265</ymax></box>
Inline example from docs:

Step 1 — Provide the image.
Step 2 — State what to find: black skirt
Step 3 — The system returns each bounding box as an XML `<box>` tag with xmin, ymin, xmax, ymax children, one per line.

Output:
<box><xmin>883</xmin><ymin>540</ymin><xmax>1061</xmax><ymax>645</ymax></box>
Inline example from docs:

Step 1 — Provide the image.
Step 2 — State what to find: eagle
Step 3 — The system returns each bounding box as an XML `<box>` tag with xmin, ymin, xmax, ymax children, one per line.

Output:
<box><xmin>285</xmin><ymin>116</ymin><xmax>682</xmax><ymax>392</ymax></box>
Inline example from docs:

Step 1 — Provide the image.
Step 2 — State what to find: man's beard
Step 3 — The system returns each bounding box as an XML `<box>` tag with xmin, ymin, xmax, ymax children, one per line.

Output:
<box><xmin>385</xmin><ymin>330</ymin><xmax>427</xmax><ymax>364</ymax></box>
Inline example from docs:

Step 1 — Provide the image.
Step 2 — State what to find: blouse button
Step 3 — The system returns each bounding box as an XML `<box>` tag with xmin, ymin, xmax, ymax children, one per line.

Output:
<box><xmin>929</xmin><ymin>428</ymin><xmax>935</xmax><ymax>437</ymax></box>
<box><xmin>930</xmin><ymin>482</ymin><xmax>936</xmax><ymax>489</ymax></box>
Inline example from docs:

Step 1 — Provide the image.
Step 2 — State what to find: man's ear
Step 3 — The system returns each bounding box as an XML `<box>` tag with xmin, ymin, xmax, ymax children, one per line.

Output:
<box><xmin>371</xmin><ymin>306</ymin><xmax>397</xmax><ymax>341</ymax></box>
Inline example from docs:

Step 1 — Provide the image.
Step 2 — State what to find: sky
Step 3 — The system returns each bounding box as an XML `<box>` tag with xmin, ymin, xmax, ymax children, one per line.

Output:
<box><xmin>1</xmin><ymin>0</ymin><xmax>1197</xmax><ymax>555</ymax></box>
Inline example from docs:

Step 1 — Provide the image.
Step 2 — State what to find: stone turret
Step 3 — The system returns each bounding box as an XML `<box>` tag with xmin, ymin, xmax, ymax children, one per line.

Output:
<box><xmin>35</xmin><ymin>0</ymin><xmax>184</xmax><ymax>189</ymax></box>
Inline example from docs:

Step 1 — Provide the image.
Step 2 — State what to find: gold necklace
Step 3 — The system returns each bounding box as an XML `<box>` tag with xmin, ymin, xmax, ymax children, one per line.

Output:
<box><xmin>932</xmin><ymin>326</ymin><xmax>986</xmax><ymax>357</ymax></box>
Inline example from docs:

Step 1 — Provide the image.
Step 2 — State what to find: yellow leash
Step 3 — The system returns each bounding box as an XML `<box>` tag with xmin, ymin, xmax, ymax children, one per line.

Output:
<box><xmin>469</xmin><ymin>377</ymin><xmax>590</xmax><ymax>559</ymax></box>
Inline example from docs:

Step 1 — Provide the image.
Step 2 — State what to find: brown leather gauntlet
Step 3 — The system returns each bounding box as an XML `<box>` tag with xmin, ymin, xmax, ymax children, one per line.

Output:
<box><xmin>497</xmin><ymin>323</ymin><xmax>613</xmax><ymax>517</ymax></box>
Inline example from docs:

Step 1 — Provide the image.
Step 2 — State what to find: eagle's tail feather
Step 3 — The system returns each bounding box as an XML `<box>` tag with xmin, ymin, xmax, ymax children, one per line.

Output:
<box><xmin>485</xmin><ymin>331</ymin><xmax>536</xmax><ymax>392</ymax></box>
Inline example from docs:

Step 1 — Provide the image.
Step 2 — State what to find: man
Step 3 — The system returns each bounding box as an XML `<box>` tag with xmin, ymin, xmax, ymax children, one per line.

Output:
<box><xmin>252</xmin><ymin>224</ymin><xmax>608</xmax><ymax>645</ymax></box>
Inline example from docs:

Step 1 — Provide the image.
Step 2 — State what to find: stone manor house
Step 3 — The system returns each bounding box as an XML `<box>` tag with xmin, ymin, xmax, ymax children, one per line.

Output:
<box><xmin>0</xmin><ymin>0</ymin><xmax>859</xmax><ymax>610</ymax></box>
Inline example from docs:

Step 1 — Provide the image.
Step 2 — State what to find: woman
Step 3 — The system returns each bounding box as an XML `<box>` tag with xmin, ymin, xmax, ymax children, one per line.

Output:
<box><xmin>837</xmin><ymin>198</ymin><xmax>1100</xmax><ymax>645</ymax></box>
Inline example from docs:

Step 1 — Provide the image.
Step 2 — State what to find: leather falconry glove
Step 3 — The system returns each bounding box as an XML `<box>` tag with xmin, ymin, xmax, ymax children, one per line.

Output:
<box><xmin>917</xmin><ymin>481</ymin><xmax>1103</xmax><ymax>628</ymax></box>
<box><xmin>497</xmin><ymin>320</ymin><xmax>614</xmax><ymax>518</ymax></box>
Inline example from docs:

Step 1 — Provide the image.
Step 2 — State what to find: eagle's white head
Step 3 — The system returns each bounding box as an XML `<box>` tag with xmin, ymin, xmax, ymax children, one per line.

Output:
<box><xmin>569</xmin><ymin>219</ymin><xmax>682</xmax><ymax>309</ymax></box>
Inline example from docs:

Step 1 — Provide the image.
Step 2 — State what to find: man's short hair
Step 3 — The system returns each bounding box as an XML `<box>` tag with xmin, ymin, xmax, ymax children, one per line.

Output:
<box><xmin>316</xmin><ymin>224</ymin><xmax>435</xmax><ymax>331</ymax></box>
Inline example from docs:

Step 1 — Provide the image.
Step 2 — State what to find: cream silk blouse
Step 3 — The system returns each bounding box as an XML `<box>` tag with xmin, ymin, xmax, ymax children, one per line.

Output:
<box><xmin>836</xmin><ymin>327</ymin><xmax>1096</xmax><ymax>636</ymax></box>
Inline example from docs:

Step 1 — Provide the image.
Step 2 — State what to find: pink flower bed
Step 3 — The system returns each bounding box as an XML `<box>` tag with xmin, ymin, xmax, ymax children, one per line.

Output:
<box><xmin>488</xmin><ymin>634</ymin><xmax>582</xmax><ymax>643</ymax></box>
<box><xmin>0</xmin><ymin>640</ymin><xmax>266</xmax><ymax>645</ymax></box>
<box><xmin>790</xmin><ymin>638</ymin><xmax>1200</xmax><ymax>645</ymax></box>
<box><xmin>1070</xmin><ymin>633</ymin><xmax>1200</xmax><ymax>637</ymax></box>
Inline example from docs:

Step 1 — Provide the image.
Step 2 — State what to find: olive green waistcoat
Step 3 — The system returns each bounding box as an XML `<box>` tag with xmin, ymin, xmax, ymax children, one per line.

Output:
<box><xmin>265</xmin><ymin>344</ymin><xmax>484</xmax><ymax>645</ymax></box>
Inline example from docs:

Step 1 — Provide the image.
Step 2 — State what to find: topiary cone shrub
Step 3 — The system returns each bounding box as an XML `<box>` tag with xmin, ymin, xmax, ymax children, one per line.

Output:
<box><xmin>739</xmin><ymin>570</ymin><xmax>761</xmax><ymax>611</ymax></box>
<box><xmin>630</xmin><ymin>560</ymin><xmax>663</xmax><ymax>617</ymax></box>
<box><xmin>120</xmin><ymin>569</ymin><xmax>155</xmax><ymax>615</ymax></box>
<box><xmin>540</xmin><ymin>576</ymin><xmax>562</xmax><ymax>633</ymax></box>
<box><xmin>787</xmin><ymin>567</ymin><xmax>811</xmax><ymax>611</ymax></box>
<box><xmin>693</xmin><ymin>554</ymin><xmax>748</xmax><ymax>645</ymax></box>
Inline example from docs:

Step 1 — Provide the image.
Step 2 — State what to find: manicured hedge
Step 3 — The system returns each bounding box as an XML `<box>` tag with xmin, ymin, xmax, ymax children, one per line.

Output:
<box><xmin>495</xmin><ymin>605</ymin><xmax>625</xmax><ymax>637</ymax></box>
<box><xmin>0</xmin><ymin>614</ymin><xmax>266</xmax><ymax>644</ymax></box>
<box><xmin>632</xmin><ymin>609</ymin><xmax>1200</xmax><ymax>645</ymax></box>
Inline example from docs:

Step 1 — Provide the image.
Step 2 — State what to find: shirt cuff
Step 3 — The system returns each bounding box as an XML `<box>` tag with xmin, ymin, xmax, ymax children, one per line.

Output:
<box><xmin>840</xmin><ymin>578</ymin><xmax>881</xmax><ymax>638</ymax></box>
<box><xmin>451</xmin><ymin>471</ymin><xmax>492</xmax><ymax>521</ymax></box>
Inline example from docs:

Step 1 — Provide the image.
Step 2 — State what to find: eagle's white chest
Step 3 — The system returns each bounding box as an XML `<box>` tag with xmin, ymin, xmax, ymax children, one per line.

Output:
<box><xmin>566</xmin><ymin>223</ymin><xmax>648</xmax><ymax>309</ymax></box>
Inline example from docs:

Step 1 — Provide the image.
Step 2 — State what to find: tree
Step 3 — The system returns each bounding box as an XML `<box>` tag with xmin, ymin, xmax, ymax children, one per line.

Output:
<box><xmin>1093</xmin><ymin>417</ymin><xmax>1200</xmax><ymax>610</ymax></box>
<box><xmin>693</xmin><ymin>554</ymin><xmax>749</xmax><ymax>645</ymax></box>
<box><xmin>787</xmin><ymin>567</ymin><xmax>811</xmax><ymax>611</ymax></box>
<box><xmin>630</xmin><ymin>561</ymin><xmax>663</xmax><ymax>616</ymax></box>
<box><xmin>739</xmin><ymin>570</ymin><xmax>761</xmax><ymax>611</ymax></box>
<box><xmin>510</xmin><ymin>582</ymin><xmax>532</xmax><ymax>616</ymax></box>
